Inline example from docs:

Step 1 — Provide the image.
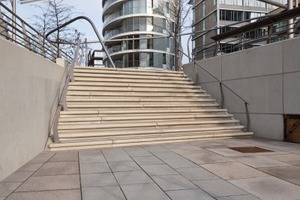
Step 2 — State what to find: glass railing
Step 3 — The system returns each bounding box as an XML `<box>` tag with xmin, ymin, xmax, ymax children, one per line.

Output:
<box><xmin>104</xmin><ymin>23</ymin><xmax>147</xmax><ymax>39</ymax></box>
<box><xmin>103</xmin><ymin>7</ymin><xmax>150</xmax><ymax>26</ymax></box>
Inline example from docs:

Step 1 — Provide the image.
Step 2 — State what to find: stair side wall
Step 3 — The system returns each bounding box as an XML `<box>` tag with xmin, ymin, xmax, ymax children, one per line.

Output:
<box><xmin>183</xmin><ymin>37</ymin><xmax>300</xmax><ymax>141</ymax></box>
<box><xmin>0</xmin><ymin>38</ymin><xmax>65</xmax><ymax>181</ymax></box>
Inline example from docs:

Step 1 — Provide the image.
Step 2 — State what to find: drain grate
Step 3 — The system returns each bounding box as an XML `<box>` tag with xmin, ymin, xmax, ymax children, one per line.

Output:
<box><xmin>229</xmin><ymin>146</ymin><xmax>273</xmax><ymax>153</ymax></box>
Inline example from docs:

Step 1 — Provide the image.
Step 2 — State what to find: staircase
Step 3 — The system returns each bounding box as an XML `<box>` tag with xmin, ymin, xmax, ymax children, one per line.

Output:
<box><xmin>49</xmin><ymin>67</ymin><xmax>253</xmax><ymax>150</ymax></box>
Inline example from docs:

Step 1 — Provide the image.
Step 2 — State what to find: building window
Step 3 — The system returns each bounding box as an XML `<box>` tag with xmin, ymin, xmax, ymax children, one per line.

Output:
<box><xmin>163</xmin><ymin>53</ymin><xmax>167</xmax><ymax>64</ymax></box>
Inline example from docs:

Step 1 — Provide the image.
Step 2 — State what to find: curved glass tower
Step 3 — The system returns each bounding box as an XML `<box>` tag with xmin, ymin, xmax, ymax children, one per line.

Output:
<box><xmin>102</xmin><ymin>0</ymin><xmax>176</xmax><ymax>70</ymax></box>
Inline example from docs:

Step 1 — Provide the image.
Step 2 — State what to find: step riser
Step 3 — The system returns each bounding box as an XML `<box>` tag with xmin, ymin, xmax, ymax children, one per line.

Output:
<box><xmin>59</xmin><ymin>118</ymin><xmax>233</xmax><ymax>125</ymax></box>
<box><xmin>74</xmin><ymin>73</ymin><xmax>189</xmax><ymax>81</ymax></box>
<box><xmin>50</xmin><ymin>135</ymin><xmax>252</xmax><ymax>151</ymax></box>
<box><xmin>74</xmin><ymin>69</ymin><xmax>184</xmax><ymax>77</ymax></box>
<box><xmin>58</xmin><ymin>123</ymin><xmax>240</xmax><ymax>133</ymax></box>
<box><xmin>74</xmin><ymin>78</ymin><xmax>193</xmax><ymax>85</ymax></box>
<box><xmin>70</xmin><ymin>82</ymin><xmax>199</xmax><ymax>89</ymax></box>
<box><xmin>58</xmin><ymin>126</ymin><xmax>245</xmax><ymax>138</ymax></box>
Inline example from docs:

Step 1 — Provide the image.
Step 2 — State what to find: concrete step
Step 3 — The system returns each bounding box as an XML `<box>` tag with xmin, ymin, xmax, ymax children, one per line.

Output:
<box><xmin>66</xmin><ymin>91</ymin><xmax>208</xmax><ymax>98</ymax></box>
<box><xmin>58</xmin><ymin>114</ymin><xmax>234</xmax><ymax>124</ymax></box>
<box><xmin>73</xmin><ymin>72</ymin><xmax>190</xmax><ymax>81</ymax></box>
<box><xmin>69</xmin><ymin>81</ymin><xmax>200</xmax><ymax>89</ymax></box>
<box><xmin>49</xmin><ymin>131</ymin><xmax>253</xmax><ymax>151</ymax></box>
<box><xmin>74</xmin><ymin>67</ymin><xmax>184</xmax><ymax>75</ymax></box>
<box><xmin>67</xmin><ymin>85</ymin><xmax>203</xmax><ymax>93</ymax></box>
<box><xmin>74</xmin><ymin>77</ymin><xmax>193</xmax><ymax>85</ymax></box>
<box><xmin>58</xmin><ymin>125</ymin><xmax>245</xmax><ymax>139</ymax></box>
<box><xmin>60</xmin><ymin>109</ymin><xmax>229</xmax><ymax>117</ymax></box>
<box><xmin>74</xmin><ymin>68</ymin><xmax>185</xmax><ymax>78</ymax></box>
<box><xmin>66</xmin><ymin>103</ymin><xmax>220</xmax><ymax>111</ymax></box>
<box><xmin>66</xmin><ymin>97</ymin><xmax>212</xmax><ymax>102</ymax></box>
<box><xmin>65</xmin><ymin>98</ymin><xmax>215</xmax><ymax>105</ymax></box>
<box><xmin>58</xmin><ymin>119</ymin><xmax>240</xmax><ymax>133</ymax></box>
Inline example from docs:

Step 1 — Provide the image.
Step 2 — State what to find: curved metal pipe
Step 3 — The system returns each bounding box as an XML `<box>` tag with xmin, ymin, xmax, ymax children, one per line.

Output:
<box><xmin>46</xmin><ymin>16</ymin><xmax>116</xmax><ymax>68</ymax></box>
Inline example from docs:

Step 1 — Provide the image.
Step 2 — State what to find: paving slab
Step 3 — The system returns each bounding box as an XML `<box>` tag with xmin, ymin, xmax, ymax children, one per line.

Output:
<box><xmin>102</xmin><ymin>148</ymin><xmax>132</xmax><ymax>162</ymax></box>
<box><xmin>269</xmin><ymin>154</ymin><xmax>300</xmax><ymax>166</ymax></box>
<box><xmin>234</xmin><ymin>156</ymin><xmax>291</xmax><ymax>168</ymax></box>
<box><xmin>152</xmin><ymin>174</ymin><xmax>197</xmax><ymax>191</ymax></box>
<box><xmin>175</xmin><ymin>167</ymin><xmax>219</xmax><ymax>181</ymax></box>
<box><xmin>109</xmin><ymin>161</ymin><xmax>141</xmax><ymax>172</ymax></box>
<box><xmin>2</xmin><ymin>171</ymin><xmax>34</xmax><ymax>182</ymax></box>
<box><xmin>133</xmin><ymin>156</ymin><xmax>164</xmax><ymax>165</ymax></box>
<box><xmin>28</xmin><ymin>155</ymin><xmax>52</xmax><ymax>164</ymax></box>
<box><xmin>16</xmin><ymin>174</ymin><xmax>80</xmax><ymax>192</ymax></box>
<box><xmin>216</xmin><ymin>194</ymin><xmax>261</xmax><ymax>200</ymax></box>
<box><xmin>183</xmin><ymin>152</ymin><xmax>231</xmax><ymax>164</ymax></box>
<box><xmin>34</xmin><ymin>162</ymin><xmax>79</xmax><ymax>176</ymax></box>
<box><xmin>114</xmin><ymin>171</ymin><xmax>153</xmax><ymax>185</ymax></box>
<box><xmin>206</xmin><ymin>148</ymin><xmax>244</xmax><ymax>157</ymax></box>
<box><xmin>81</xmin><ymin>173</ymin><xmax>117</xmax><ymax>187</ymax></box>
<box><xmin>141</xmin><ymin>164</ymin><xmax>178</xmax><ymax>176</ymax></box>
<box><xmin>163</xmin><ymin>157</ymin><xmax>198</xmax><ymax>169</ymax></box>
<box><xmin>17</xmin><ymin>163</ymin><xmax>43</xmax><ymax>172</ymax></box>
<box><xmin>121</xmin><ymin>183</ymin><xmax>170</xmax><ymax>200</ymax></box>
<box><xmin>193</xmin><ymin>179</ymin><xmax>248</xmax><ymax>197</ymax></box>
<box><xmin>166</xmin><ymin>189</ymin><xmax>215</xmax><ymax>200</ymax></box>
<box><xmin>50</xmin><ymin>152</ymin><xmax>78</xmax><ymax>162</ymax></box>
<box><xmin>230</xmin><ymin>177</ymin><xmax>300</xmax><ymax>200</ymax></box>
<box><xmin>151</xmin><ymin>151</ymin><xmax>183</xmax><ymax>160</ymax></box>
<box><xmin>124</xmin><ymin>149</ymin><xmax>152</xmax><ymax>157</ymax></box>
<box><xmin>143</xmin><ymin>145</ymin><xmax>169</xmax><ymax>153</ymax></box>
<box><xmin>79</xmin><ymin>151</ymin><xmax>107</xmax><ymax>163</ymax></box>
<box><xmin>82</xmin><ymin>186</ymin><xmax>125</xmax><ymax>200</ymax></box>
<box><xmin>0</xmin><ymin>182</ymin><xmax>22</xmax><ymax>197</ymax></box>
<box><xmin>259</xmin><ymin>166</ymin><xmax>300</xmax><ymax>186</ymax></box>
<box><xmin>201</xmin><ymin>162</ymin><xmax>268</xmax><ymax>180</ymax></box>
<box><xmin>80</xmin><ymin>162</ymin><xmax>111</xmax><ymax>174</ymax></box>
<box><xmin>6</xmin><ymin>189</ymin><xmax>81</xmax><ymax>200</ymax></box>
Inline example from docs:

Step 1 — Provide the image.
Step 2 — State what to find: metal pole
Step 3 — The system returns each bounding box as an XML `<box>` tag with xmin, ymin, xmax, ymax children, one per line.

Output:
<box><xmin>10</xmin><ymin>0</ymin><xmax>16</xmax><ymax>41</ymax></box>
<box><xmin>288</xmin><ymin>0</ymin><xmax>294</xmax><ymax>39</ymax></box>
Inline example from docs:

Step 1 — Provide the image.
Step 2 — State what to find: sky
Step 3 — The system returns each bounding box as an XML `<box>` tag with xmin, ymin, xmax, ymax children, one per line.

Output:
<box><xmin>2</xmin><ymin>0</ymin><xmax>192</xmax><ymax>64</ymax></box>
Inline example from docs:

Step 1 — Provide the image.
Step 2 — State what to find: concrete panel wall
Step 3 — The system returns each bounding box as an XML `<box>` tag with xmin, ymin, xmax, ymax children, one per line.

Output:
<box><xmin>183</xmin><ymin>37</ymin><xmax>300</xmax><ymax>141</ymax></box>
<box><xmin>0</xmin><ymin>38</ymin><xmax>65</xmax><ymax>181</ymax></box>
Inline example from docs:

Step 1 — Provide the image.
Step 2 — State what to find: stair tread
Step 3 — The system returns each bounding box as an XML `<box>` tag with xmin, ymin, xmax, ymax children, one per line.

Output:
<box><xmin>49</xmin><ymin>132</ymin><xmax>253</xmax><ymax>149</ymax></box>
<box><xmin>59</xmin><ymin>114</ymin><xmax>233</xmax><ymax>122</ymax></box>
<box><xmin>74</xmin><ymin>67</ymin><xmax>184</xmax><ymax>74</ymax></box>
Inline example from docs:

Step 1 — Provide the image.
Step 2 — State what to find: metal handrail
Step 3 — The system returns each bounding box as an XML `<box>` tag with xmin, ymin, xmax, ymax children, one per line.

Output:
<box><xmin>193</xmin><ymin>61</ymin><xmax>250</xmax><ymax>131</ymax></box>
<box><xmin>49</xmin><ymin>42</ymin><xmax>81</xmax><ymax>142</ymax></box>
<box><xmin>46</xmin><ymin>16</ymin><xmax>116</xmax><ymax>68</ymax></box>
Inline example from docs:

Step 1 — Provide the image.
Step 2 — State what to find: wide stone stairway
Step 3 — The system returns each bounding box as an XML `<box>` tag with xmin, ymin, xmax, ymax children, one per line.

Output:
<box><xmin>49</xmin><ymin>67</ymin><xmax>253</xmax><ymax>150</ymax></box>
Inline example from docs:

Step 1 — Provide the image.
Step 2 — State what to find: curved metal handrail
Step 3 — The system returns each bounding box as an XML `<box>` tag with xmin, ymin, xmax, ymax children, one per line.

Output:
<box><xmin>46</xmin><ymin>16</ymin><xmax>116</xmax><ymax>68</ymax></box>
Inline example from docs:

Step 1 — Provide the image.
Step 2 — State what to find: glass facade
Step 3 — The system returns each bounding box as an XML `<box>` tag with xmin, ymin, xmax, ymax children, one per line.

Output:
<box><xmin>103</xmin><ymin>0</ymin><xmax>176</xmax><ymax>69</ymax></box>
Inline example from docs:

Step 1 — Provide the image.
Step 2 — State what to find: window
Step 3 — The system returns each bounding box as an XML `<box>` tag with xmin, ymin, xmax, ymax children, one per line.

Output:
<box><xmin>163</xmin><ymin>53</ymin><xmax>167</xmax><ymax>64</ymax></box>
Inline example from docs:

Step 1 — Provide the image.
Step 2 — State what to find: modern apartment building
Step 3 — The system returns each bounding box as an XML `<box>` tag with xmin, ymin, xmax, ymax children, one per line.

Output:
<box><xmin>102</xmin><ymin>0</ymin><xmax>177</xmax><ymax>70</ymax></box>
<box><xmin>192</xmin><ymin>0</ymin><xmax>287</xmax><ymax>60</ymax></box>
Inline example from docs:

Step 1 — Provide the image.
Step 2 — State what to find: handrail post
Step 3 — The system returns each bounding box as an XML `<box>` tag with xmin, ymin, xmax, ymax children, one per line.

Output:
<box><xmin>219</xmin><ymin>82</ymin><xmax>224</xmax><ymax>108</ymax></box>
<box><xmin>245</xmin><ymin>102</ymin><xmax>250</xmax><ymax>132</ymax></box>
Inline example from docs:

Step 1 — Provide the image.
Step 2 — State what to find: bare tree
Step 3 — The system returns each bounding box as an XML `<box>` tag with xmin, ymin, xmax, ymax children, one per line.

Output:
<box><xmin>153</xmin><ymin>0</ymin><xmax>192</xmax><ymax>70</ymax></box>
<box><xmin>32</xmin><ymin>0</ymin><xmax>82</xmax><ymax>58</ymax></box>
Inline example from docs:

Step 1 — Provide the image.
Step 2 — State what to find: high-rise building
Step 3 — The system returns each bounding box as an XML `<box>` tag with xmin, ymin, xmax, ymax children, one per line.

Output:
<box><xmin>192</xmin><ymin>0</ymin><xmax>287</xmax><ymax>60</ymax></box>
<box><xmin>102</xmin><ymin>0</ymin><xmax>177</xmax><ymax>70</ymax></box>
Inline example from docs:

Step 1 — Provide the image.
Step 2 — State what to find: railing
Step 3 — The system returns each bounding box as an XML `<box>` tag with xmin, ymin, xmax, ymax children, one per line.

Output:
<box><xmin>46</xmin><ymin>16</ymin><xmax>116</xmax><ymax>142</ymax></box>
<box><xmin>0</xmin><ymin>2</ymin><xmax>72</xmax><ymax>62</ymax></box>
<box><xmin>46</xmin><ymin>16</ymin><xmax>116</xmax><ymax>69</ymax></box>
<box><xmin>193</xmin><ymin>6</ymin><xmax>300</xmax><ymax>60</ymax></box>
<box><xmin>192</xmin><ymin>61</ymin><xmax>250</xmax><ymax>131</ymax></box>
<box><xmin>49</xmin><ymin>43</ymin><xmax>80</xmax><ymax>142</ymax></box>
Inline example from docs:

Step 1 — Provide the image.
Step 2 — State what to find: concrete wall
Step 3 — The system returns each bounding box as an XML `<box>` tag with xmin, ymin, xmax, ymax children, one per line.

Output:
<box><xmin>0</xmin><ymin>38</ymin><xmax>65</xmax><ymax>181</ymax></box>
<box><xmin>183</xmin><ymin>37</ymin><xmax>300</xmax><ymax>141</ymax></box>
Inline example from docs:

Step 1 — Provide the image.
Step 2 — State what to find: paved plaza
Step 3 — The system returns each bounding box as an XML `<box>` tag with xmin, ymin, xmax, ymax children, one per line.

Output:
<box><xmin>1</xmin><ymin>138</ymin><xmax>300</xmax><ymax>200</ymax></box>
